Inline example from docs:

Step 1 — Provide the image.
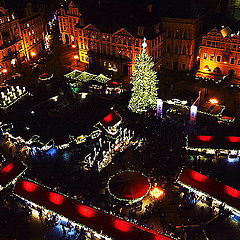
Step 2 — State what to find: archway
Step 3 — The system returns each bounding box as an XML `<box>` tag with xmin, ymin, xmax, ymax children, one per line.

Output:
<box><xmin>213</xmin><ymin>67</ymin><xmax>222</xmax><ymax>74</ymax></box>
<box><xmin>65</xmin><ymin>34</ymin><xmax>69</xmax><ymax>45</ymax></box>
<box><xmin>203</xmin><ymin>65</ymin><xmax>211</xmax><ymax>71</ymax></box>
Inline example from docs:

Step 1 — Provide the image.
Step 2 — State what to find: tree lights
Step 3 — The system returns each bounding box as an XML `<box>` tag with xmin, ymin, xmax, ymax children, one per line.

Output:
<box><xmin>128</xmin><ymin>38</ymin><xmax>158</xmax><ymax>113</ymax></box>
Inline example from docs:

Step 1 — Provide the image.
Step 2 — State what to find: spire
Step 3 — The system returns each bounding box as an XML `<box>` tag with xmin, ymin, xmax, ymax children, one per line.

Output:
<box><xmin>142</xmin><ymin>37</ymin><xmax>147</xmax><ymax>52</ymax></box>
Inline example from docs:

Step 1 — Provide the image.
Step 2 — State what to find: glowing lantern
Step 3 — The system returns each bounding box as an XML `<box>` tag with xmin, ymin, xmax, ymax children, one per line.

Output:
<box><xmin>30</xmin><ymin>52</ymin><xmax>36</xmax><ymax>57</ymax></box>
<box><xmin>150</xmin><ymin>187</ymin><xmax>164</xmax><ymax>199</ymax></box>
<box><xmin>209</xmin><ymin>98</ymin><xmax>219</xmax><ymax>104</ymax></box>
<box><xmin>113</xmin><ymin>219</ymin><xmax>132</xmax><ymax>232</ymax></box>
<box><xmin>22</xmin><ymin>181</ymin><xmax>38</xmax><ymax>192</ymax></box>
<box><xmin>1</xmin><ymin>163</ymin><xmax>14</xmax><ymax>173</ymax></box>
<box><xmin>77</xmin><ymin>205</ymin><xmax>96</xmax><ymax>218</ymax></box>
<box><xmin>2</xmin><ymin>69</ymin><xmax>8</xmax><ymax>73</ymax></box>
<box><xmin>49</xmin><ymin>192</ymin><xmax>64</xmax><ymax>205</ymax></box>
<box><xmin>72</xmin><ymin>44</ymin><xmax>77</xmax><ymax>48</ymax></box>
<box><xmin>73</xmin><ymin>55</ymin><xmax>79</xmax><ymax>60</ymax></box>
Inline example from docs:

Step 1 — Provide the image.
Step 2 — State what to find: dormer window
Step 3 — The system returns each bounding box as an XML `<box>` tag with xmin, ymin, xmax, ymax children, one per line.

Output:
<box><xmin>154</xmin><ymin>24</ymin><xmax>160</xmax><ymax>33</ymax></box>
<box><xmin>137</xmin><ymin>26</ymin><xmax>144</xmax><ymax>36</ymax></box>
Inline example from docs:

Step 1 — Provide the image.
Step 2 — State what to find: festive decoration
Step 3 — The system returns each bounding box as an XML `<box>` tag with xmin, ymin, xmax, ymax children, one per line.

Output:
<box><xmin>177</xmin><ymin>168</ymin><xmax>240</xmax><ymax>215</ymax></box>
<box><xmin>150</xmin><ymin>187</ymin><xmax>164</xmax><ymax>199</ymax></box>
<box><xmin>0</xmin><ymin>86</ymin><xmax>29</xmax><ymax>110</ymax></box>
<box><xmin>128</xmin><ymin>38</ymin><xmax>158</xmax><ymax>113</ymax></box>
<box><xmin>107</xmin><ymin>170</ymin><xmax>151</xmax><ymax>202</ymax></box>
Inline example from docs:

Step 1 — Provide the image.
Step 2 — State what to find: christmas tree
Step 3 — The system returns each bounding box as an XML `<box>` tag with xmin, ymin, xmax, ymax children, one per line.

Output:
<box><xmin>128</xmin><ymin>38</ymin><xmax>158</xmax><ymax>113</ymax></box>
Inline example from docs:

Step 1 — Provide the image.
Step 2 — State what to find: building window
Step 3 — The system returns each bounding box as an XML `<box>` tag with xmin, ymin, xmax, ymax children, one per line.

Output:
<box><xmin>233</xmin><ymin>44</ymin><xmax>236</xmax><ymax>49</ymax></box>
<box><xmin>210</xmin><ymin>55</ymin><xmax>214</xmax><ymax>61</ymax></box>
<box><xmin>183</xmin><ymin>31</ymin><xmax>187</xmax><ymax>39</ymax></box>
<box><xmin>166</xmin><ymin>44</ymin><xmax>170</xmax><ymax>53</ymax></box>
<box><xmin>182</xmin><ymin>46</ymin><xmax>186</xmax><ymax>55</ymax></box>
<box><xmin>230</xmin><ymin>58</ymin><xmax>235</xmax><ymax>64</ymax></box>
<box><xmin>238</xmin><ymin>60</ymin><xmax>240</xmax><ymax>65</ymax></box>
<box><xmin>174</xmin><ymin>45</ymin><xmax>178</xmax><ymax>54</ymax></box>
<box><xmin>203</xmin><ymin>54</ymin><xmax>207</xmax><ymax>59</ymax></box>
<box><xmin>182</xmin><ymin>63</ymin><xmax>186</xmax><ymax>70</ymax></box>
<box><xmin>207</xmin><ymin>41</ymin><xmax>211</xmax><ymax>45</ymax></box>
<box><xmin>216</xmin><ymin>56</ymin><xmax>221</xmax><ymax>62</ymax></box>
<box><xmin>137</xmin><ymin>26</ymin><xmax>144</xmax><ymax>36</ymax></box>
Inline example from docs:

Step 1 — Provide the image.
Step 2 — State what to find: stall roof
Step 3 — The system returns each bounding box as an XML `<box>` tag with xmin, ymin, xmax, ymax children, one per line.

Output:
<box><xmin>100</xmin><ymin>111</ymin><xmax>122</xmax><ymax>128</ymax></box>
<box><xmin>0</xmin><ymin>161</ymin><xmax>27</xmax><ymax>188</ymax></box>
<box><xmin>187</xmin><ymin>135</ymin><xmax>240</xmax><ymax>150</ymax></box>
<box><xmin>178</xmin><ymin>168</ymin><xmax>240</xmax><ymax>211</ymax></box>
<box><xmin>14</xmin><ymin>178</ymin><xmax>174</xmax><ymax>240</ymax></box>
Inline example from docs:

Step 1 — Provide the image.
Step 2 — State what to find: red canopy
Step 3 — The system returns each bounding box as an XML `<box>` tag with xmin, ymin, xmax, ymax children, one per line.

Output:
<box><xmin>107</xmin><ymin>80</ymin><xmax>121</xmax><ymax>88</ymax></box>
<box><xmin>187</xmin><ymin>135</ymin><xmax>240</xmax><ymax>150</ymax></box>
<box><xmin>100</xmin><ymin>111</ymin><xmax>122</xmax><ymax>128</ymax></box>
<box><xmin>109</xmin><ymin>171</ymin><xmax>151</xmax><ymax>201</ymax></box>
<box><xmin>0</xmin><ymin>161</ymin><xmax>27</xmax><ymax>188</ymax></box>
<box><xmin>14</xmin><ymin>179</ymin><xmax>173</xmax><ymax>240</ymax></box>
<box><xmin>178</xmin><ymin>168</ymin><xmax>240</xmax><ymax>211</ymax></box>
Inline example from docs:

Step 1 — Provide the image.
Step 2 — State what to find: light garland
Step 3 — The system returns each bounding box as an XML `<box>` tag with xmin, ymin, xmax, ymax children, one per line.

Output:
<box><xmin>107</xmin><ymin>170</ymin><xmax>151</xmax><ymax>203</ymax></box>
<box><xmin>176</xmin><ymin>168</ymin><xmax>240</xmax><ymax>216</ymax></box>
<box><xmin>128</xmin><ymin>41</ymin><xmax>158</xmax><ymax>114</ymax></box>
<box><xmin>13</xmin><ymin>178</ymin><xmax>175</xmax><ymax>239</ymax></box>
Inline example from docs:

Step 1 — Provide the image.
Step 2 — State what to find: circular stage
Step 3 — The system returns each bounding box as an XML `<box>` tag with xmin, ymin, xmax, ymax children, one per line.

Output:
<box><xmin>108</xmin><ymin>171</ymin><xmax>151</xmax><ymax>202</ymax></box>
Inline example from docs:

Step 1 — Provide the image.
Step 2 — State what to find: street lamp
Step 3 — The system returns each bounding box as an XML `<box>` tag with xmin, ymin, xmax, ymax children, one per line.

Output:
<box><xmin>30</xmin><ymin>52</ymin><xmax>36</xmax><ymax>57</ymax></box>
<box><xmin>73</xmin><ymin>55</ymin><xmax>79</xmax><ymax>60</ymax></box>
<box><xmin>72</xmin><ymin>44</ymin><xmax>77</xmax><ymax>48</ymax></box>
<box><xmin>209</xmin><ymin>98</ymin><xmax>219</xmax><ymax>104</ymax></box>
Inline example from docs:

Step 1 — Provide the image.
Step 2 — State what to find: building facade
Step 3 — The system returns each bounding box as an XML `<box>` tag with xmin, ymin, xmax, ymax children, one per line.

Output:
<box><xmin>161</xmin><ymin>17</ymin><xmax>204</xmax><ymax>71</ymax></box>
<box><xmin>58</xmin><ymin>1</ymin><xmax>164</xmax><ymax>77</ymax></box>
<box><xmin>0</xmin><ymin>3</ymin><xmax>45</xmax><ymax>72</ymax></box>
<box><xmin>197</xmin><ymin>28</ymin><xmax>240</xmax><ymax>80</ymax></box>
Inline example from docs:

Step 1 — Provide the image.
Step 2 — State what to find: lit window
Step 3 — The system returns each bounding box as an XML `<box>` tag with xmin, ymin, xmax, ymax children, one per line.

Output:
<box><xmin>27</xmin><ymin>23</ymin><xmax>29</xmax><ymax>27</ymax></box>
<box><xmin>230</xmin><ymin>58</ymin><xmax>235</xmax><ymax>64</ymax></box>
<box><xmin>216</xmin><ymin>56</ymin><xmax>221</xmax><ymax>62</ymax></box>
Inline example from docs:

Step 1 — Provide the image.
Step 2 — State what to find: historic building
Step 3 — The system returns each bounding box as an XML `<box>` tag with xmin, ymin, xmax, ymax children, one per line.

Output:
<box><xmin>58</xmin><ymin>1</ymin><xmax>164</xmax><ymax>77</ymax></box>
<box><xmin>0</xmin><ymin>2</ymin><xmax>45</xmax><ymax>72</ymax></box>
<box><xmin>162</xmin><ymin>16</ymin><xmax>204</xmax><ymax>71</ymax></box>
<box><xmin>197</xmin><ymin>28</ymin><xmax>240</xmax><ymax>80</ymax></box>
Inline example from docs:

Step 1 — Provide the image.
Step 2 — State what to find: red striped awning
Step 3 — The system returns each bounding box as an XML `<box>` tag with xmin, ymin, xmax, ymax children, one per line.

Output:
<box><xmin>14</xmin><ymin>178</ymin><xmax>174</xmax><ymax>240</ymax></box>
<box><xmin>178</xmin><ymin>168</ymin><xmax>240</xmax><ymax>211</ymax></box>
<box><xmin>0</xmin><ymin>161</ymin><xmax>27</xmax><ymax>188</ymax></box>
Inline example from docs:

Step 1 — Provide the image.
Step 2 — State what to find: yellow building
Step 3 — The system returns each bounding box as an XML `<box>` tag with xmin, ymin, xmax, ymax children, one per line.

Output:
<box><xmin>0</xmin><ymin>3</ymin><xmax>45</xmax><ymax>73</ymax></box>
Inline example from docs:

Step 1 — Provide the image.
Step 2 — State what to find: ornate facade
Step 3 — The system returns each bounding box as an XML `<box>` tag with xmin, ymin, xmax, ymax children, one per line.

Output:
<box><xmin>58</xmin><ymin>1</ymin><xmax>163</xmax><ymax>76</ymax></box>
<box><xmin>0</xmin><ymin>3</ymin><xmax>45</xmax><ymax>72</ymax></box>
<box><xmin>162</xmin><ymin>17</ymin><xmax>204</xmax><ymax>71</ymax></box>
<box><xmin>197</xmin><ymin>28</ymin><xmax>240</xmax><ymax>80</ymax></box>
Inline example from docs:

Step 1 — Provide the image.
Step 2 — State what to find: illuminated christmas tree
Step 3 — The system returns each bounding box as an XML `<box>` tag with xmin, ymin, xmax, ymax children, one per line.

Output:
<box><xmin>128</xmin><ymin>38</ymin><xmax>158</xmax><ymax>113</ymax></box>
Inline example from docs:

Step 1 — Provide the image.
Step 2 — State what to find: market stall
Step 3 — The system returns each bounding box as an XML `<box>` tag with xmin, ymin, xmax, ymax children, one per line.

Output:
<box><xmin>14</xmin><ymin>178</ymin><xmax>175</xmax><ymax>240</ymax></box>
<box><xmin>108</xmin><ymin>170</ymin><xmax>151</xmax><ymax>202</ymax></box>
<box><xmin>177</xmin><ymin>168</ymin><xmax>240</xmax><ymax>215</ymax></box>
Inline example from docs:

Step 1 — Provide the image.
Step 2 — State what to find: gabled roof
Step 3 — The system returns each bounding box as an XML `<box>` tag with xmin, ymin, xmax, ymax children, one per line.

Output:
<box><xmin>83</xmin><ymin>23</ymin><xmax>100</xmax><ymax>32</ymax></box>
<box><xmin>113</xmin><ymin>28</ymin><xmax>134</xmax><ymax>37</ymax></box>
